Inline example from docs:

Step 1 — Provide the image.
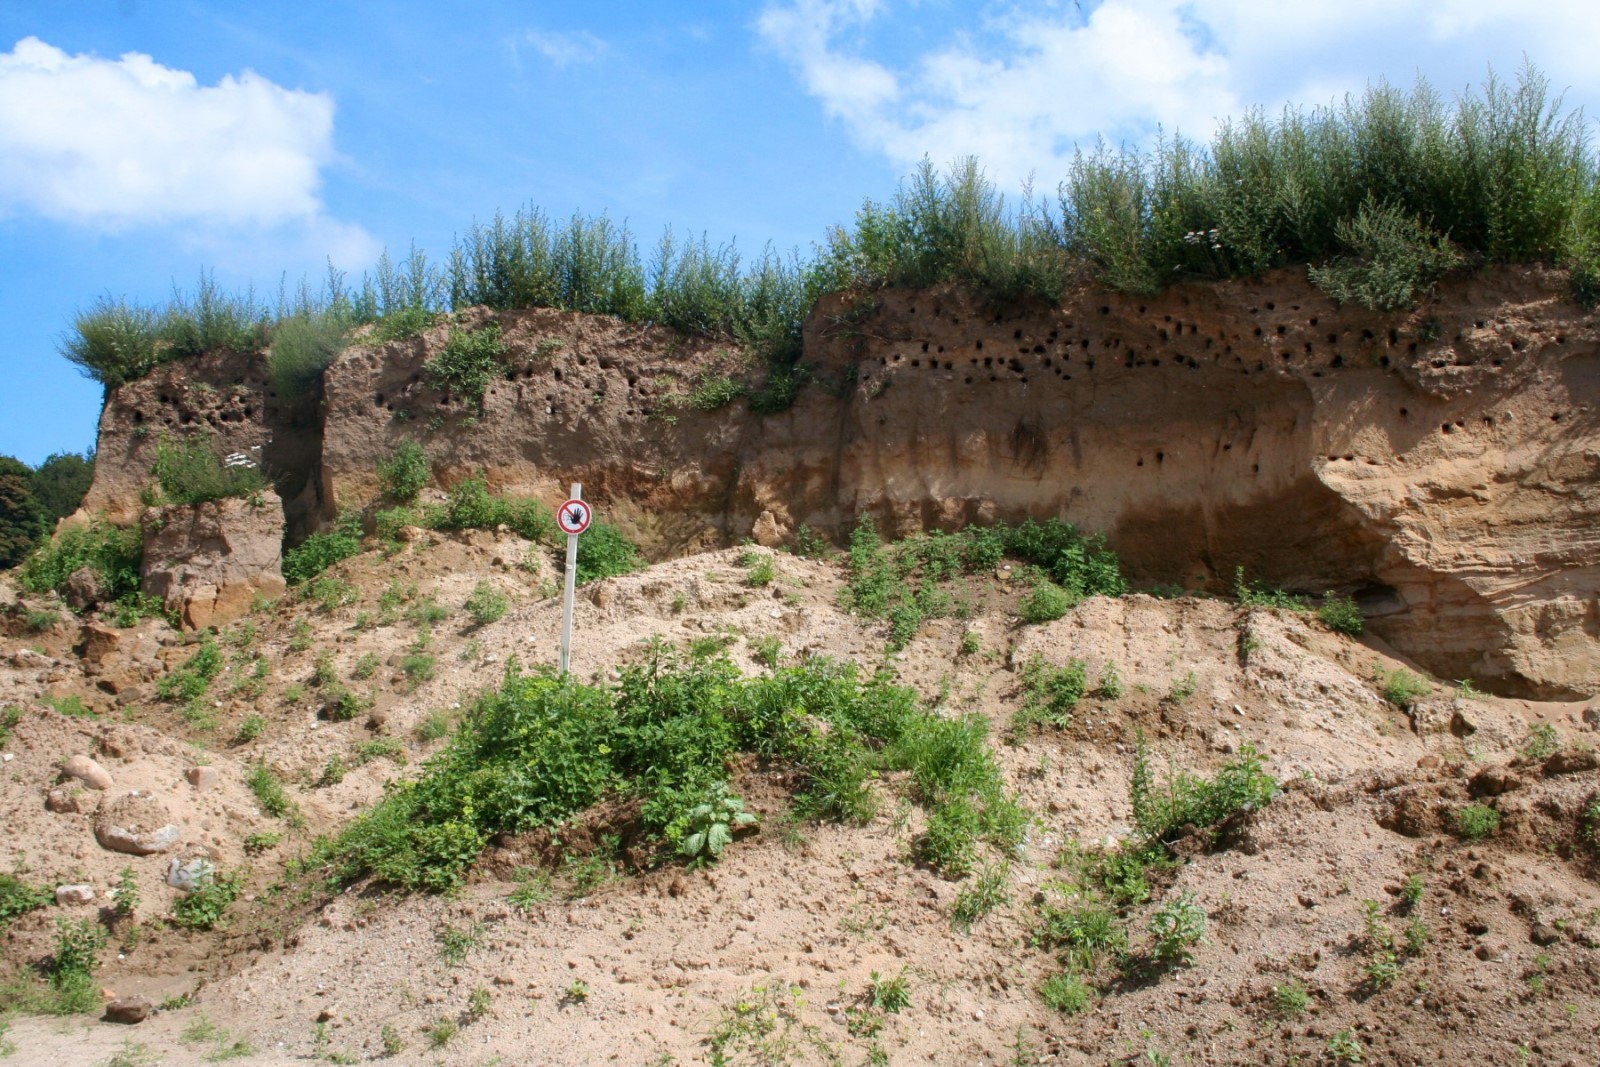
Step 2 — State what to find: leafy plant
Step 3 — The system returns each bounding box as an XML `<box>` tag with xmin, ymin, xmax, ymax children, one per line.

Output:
<box><xmin>0</xmin><ymin>704</ymin><xmax>19</xmax><ymax>748</ymax></box>
<box><xmin>171</xmin><ymin>868</ymin><xmax>242</xmax><ymax>930</ymax></box>
<box><xmin>1233</xmin><ymin>567</ymin><xmax>1310</xmax><ymax>611</ymax></box>
<box><xmin>1039</xmin><ymin>971</ymin><xmax>1093</xmax><ymax>1014</ymax></box>
<box><xmin>1325</xmin><ymin>1028</ymin><xmax>1364</xmax><ymax>1064</ymax></box>
<box><xmin>1096</xmin><ymin>660</ymin><xmax>1124</xmax><ymax>699</ymax></box>
<box><xmin>1129</xmin><ymin>732</ymin><xmax>1278</xmax><ymax>849</ymax></box>
<box><xmin>0</xmin><ymin>873</ymin><xmax>52</xmax><ymax>926</ymax></box>
<box><xmin>744</xmin><ymin>553</ymin><xmax>775</xmax><ymax>587</ymax></box>
<box><xmin>750</xmin><ymin>634</ymin><xmax>782</xmax><ymax>670</ymax></box>
<box><xmin>677</xmin><ymin>784</ymin><xmax>758</xmax><ymax>864</ymax></box>
<box><xmin>112</xmin><ymin>866</ymin><xmax>139</xmax><ymax>922</ymax></box>
<box><xmin>464</xmin><ymin>581</ymin><xmax>508</xmax><ymax>626</ymax></box>
<box><xmin>1148</xmin><ymin>892</ymin><xmax>1206</xmax><ymax>968</ymax></box>
<box><xmin>248</xmin><ymin>761</ymin><xmax>293</xmax><ymax>818</ymax></box>
<box><xmin>282</xmin><ymin>513</ymin><xmax>363</xmax><ymax>585</ymax></box>
<box><xmin>1520</xmin><ymin>723</ymin><xmax>1560</xmax><ymax>760</ymax></box>
<box><xmin>1013</xmin><ymin>656</ymin><xmax>1088</xmax><ymax>734</ymax></box>
<box><xmin>1454</xmin><ymin>803</ymin><xmax>1501</xmax><ymax>840</ymax></box>
<box><xmin>377</xmin><ymin>441</ymin><xmax>430</xmax><ymax>503</ymax></box>
<box><xmin>867</xmin><ymin>969</ymin><xmax>910</xmax><ymax>1013</ymax></box>
<box><xmin>1317</xmin><ymin>594</ymin><xmax>1364</xmax><ymax>636</ymax></box>
<box><xmin>157</xmin><ymin>635</ymin><xmax>224</xmax><ymax>704</ymax></box>
<box><xmin>949</xmin><ymin>860</ymin><xmax>1010</xmax><ymax>931</ymax></box>
<box><xmin>1270</xmin><ymin>979</ymin><xmax>1310</xmax><ymax>1016</ymax></box>
<box><xmin>1382</xmin><ymin>668</ymin><xmax>1431</xmax><ymax>706</ymax></box>
<box><xmin>426</xmin><ymin>323</ymin><xmax>506</xmax><ymax>411</ymax></box>
<box><xmin>1018</xmin><ymin>580</ymin><xmax>1072</xmax><ymax>624</ymax></box>
<box><xmin>151</xmin><ymin>435</ymin><xmax>267</xmax><ymax>505</ymax></box>
<box><xmin>50</xmin><ymin>917</ymin><xmax>107</xmax><ymax>1011</ymax></box>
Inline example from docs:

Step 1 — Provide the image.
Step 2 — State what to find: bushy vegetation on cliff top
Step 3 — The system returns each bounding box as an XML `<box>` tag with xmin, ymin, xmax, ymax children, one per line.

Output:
<box><xmin>62</xmin><ymin>65</ymin><xmax>1600</xmax><ymax>396</ymax></box>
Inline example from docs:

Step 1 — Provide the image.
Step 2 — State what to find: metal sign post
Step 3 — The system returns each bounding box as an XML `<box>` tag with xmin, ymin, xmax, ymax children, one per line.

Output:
<box><xmin>556</xmin><ymin>484</ymin><xmax>592</xmax><ymax>676</ymax></box>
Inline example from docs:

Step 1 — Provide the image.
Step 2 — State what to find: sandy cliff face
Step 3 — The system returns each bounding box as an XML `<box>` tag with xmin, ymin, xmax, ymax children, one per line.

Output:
<box><xmin>82</xmin><ymin>269</ymin><xmax>1600</xmax><ymax>696</ymax></box>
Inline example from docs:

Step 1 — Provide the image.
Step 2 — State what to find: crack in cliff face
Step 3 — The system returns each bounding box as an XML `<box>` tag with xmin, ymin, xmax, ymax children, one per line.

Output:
<box><xmin>79</xmin><ymin>270</ymin><xmax>1600</xmax><ymax>697</ymax></box>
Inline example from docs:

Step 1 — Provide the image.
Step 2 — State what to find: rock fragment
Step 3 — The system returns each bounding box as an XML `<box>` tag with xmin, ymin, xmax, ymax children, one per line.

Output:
<box><xmin>104</xmin><ymin>997</ymin><xmax>152</xmax><ymax>1024</ymax></box>
<box><xmin>62</xmin><ymin>754</ymin><xmax>113</xmax><ymax>790</ymax></box>
<box><xmin>94</xmin><ymin>792</ymin><xmax>182</xmax><ymax>855</ymax></box>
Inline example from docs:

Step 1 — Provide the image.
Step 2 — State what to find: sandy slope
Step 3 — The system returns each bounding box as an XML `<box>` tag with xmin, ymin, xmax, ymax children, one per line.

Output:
<box><xmin>2</xmin><ymin>535</ymin><xmax>1598</xmax><ymax>1066</ymax></box>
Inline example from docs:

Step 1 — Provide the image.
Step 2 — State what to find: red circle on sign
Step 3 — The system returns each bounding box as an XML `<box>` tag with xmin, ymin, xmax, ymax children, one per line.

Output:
<box><xmin>557</xmin><ymin>499</ymin><xmax>592</xmax><ymax>535</ymax></box>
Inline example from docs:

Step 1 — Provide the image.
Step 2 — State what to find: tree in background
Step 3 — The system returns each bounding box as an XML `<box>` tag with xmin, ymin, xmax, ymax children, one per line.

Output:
<box><xmin>0</xmin><ymin>456</ymin><xmax>47</xmax><ymax>569</ymax></box>
<box><xmin>31</xmin><ymin>451</ymin><xmax>94</xmax><ymax>524</ymax></box>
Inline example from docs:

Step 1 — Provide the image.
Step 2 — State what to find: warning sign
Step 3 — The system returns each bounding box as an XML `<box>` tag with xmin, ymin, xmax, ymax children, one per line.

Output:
<box><xmin>557</xmin><ymin>498</ymin><xmax>592</xmax><ymax>536</ymax></box>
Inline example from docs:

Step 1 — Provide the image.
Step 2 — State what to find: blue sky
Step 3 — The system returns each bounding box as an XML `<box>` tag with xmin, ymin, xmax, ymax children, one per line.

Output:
<box><xmin>3</xmin><ymin>0</ymin><xmax>1599</xmax><ymax>466</ymax></box>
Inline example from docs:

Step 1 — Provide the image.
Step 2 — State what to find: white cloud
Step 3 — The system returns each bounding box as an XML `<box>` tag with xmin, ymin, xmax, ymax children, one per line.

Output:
<box><xmin>519</xmin><ymin>29</ymin><xmax>608</xmax><ymax>68</ymax></box>
<box><xmin>757</xmin><ymin>0</ymin><xmax>1600</xmax><ymax>191</ymax></box>
<box><xmin>0</xmin><ymin>36</ymin><xmax>362</xmax><ymax>240</ymax></box>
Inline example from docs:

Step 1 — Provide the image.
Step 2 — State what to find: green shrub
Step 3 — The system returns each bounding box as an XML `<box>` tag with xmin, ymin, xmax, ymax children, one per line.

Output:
<box><xmin>684</xmin><ymin>374</ymin><xmax>744</xmax><ymax>411</ymax></box>
<box><xmin>267</xmin><ymin>310</ymin><xmax>348</xmax><ymax>398</ymax></box>
<box><xmin>1013</xmin><ymin>656</ymin><xmax>1088</xmax><ymax>733</ymax></box>
<box><xmin>1034</xmin><ymin>897</ymin><xmax>1127</xmax><ymax>969</ymax></box>
<box><xmin>400</xmin><ymin>653</ymin><xmax>436</xmax><ymax>685</ymax></box>
<box><xmin>150</xmin><ymin>435</ymin><xmax>267</xmax><ymax>506</ymax></box>
<box><xmin>48</xmin><ymin>917</ymin><xmax>106</xmax><ymax>1012</ymax></box>
<box><xmin>157</xmin><ymin>635</ymin><xmax>223</xmax><ymax>703</ymax></box>
<box><xmin>427</xmin><ymin>476</ymin><xmax>555</xmax><ymax>542</ymax></box>
<box><xmin>575</xmin><ymin>521</ymin><xmax>640</xmax><ymax>584</ymax></box>
<box><xmin>1019</xmin><ymin>580</ymin><xmax>1072</xmax><ymax>624</ymax></box>
<box><xmin>1381</xmin><ymin>668</ymin><xmax>1431</xmax><ymax>706</ymax></box>
<box><xmin>59</xmin><ymin>296</ymin><xmax>162</xmax><ymax>390</ymax></box>
<box><xmin>330</xmin><ymin>651</ymin><xmax>1019</xmax><ymax>894</ymax></box>
<box><xmin>1520</xmin><ymin>723</ymin><xmax>1560</xmax><ymax>760</ymax></box>
<box><xmin>1454</xmin><ymin>803</ymin><xmax>1501</xmax><ymax>840</ymax></box>
<box><xmin>1149</xmin><ymin>892</ymin><xmax>1206</xmax><ymax>968</ymax></box>
<box><xmin>1271</xmin><ymin>979</ymin><xmax>1310</xmax><ymax>1016</ymax></box>
<box><xmin>378</xmin><ymin>441</ymin><xmax>430</xmax><ymax>503</ymax></box>
<box><xmin>171</xmin><ymin>869</ymin><xmax>242</xmax><ymax>930</ymax></box>
<box><xmin>0</xmin><ymin>705</ymin><xmax>20</xmax><ymax>748</ymax></box>
<box><xmin>1129</xmin><ymin>732</ymin><xmax>1278</xmax><ymax>849</ymax></box>
<box><xmin>248</xmin><ymin>762</ymin><xmax>292</xmax><ymax>819</ymax></box>
<box><xmin>24</xmin><ymin>607</ymin><xmax>58</xmax><ymax>633</ymax></box>
<box><xmin>1039</xmin><ymin>971</ymin><xmax>1093</xmax><ymax>1014</ymax></box>
<box><xmin>370</xmin><ymin>303</ymin><xmax>437</xmax><ymax>342</ymax></box>
<box><xmin>427</xmin><ymin>324</ymin><xmax>506</xmax><ymax>411</ymax></box>
<box><xmin>17</xmin><ymin>518</ymin><xmax>143</xmax><ymax>605</ymax></box>
<box><xmin>0</xmin><ymin>874</ymin><xmax>51</xmax><ymax>926</ymax></box>
<box><xmin>1308</xmin><ymin>199</ymin><xmax>1464</xmax><ymax>310</ymax></box>
<box><xmin>464</xmin><ymin>581</ymin><xmax>509</xmax><ymax>626</ymax></box>
<box><xmin>1317</xmin><ymin>594</ymin><xmax>1364</xmax><ymax>636</ymax></box>
<box><xmin>282</xmin><ymin>513</ymin><xmax>363</xmax><ymax>584</ymax></box>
